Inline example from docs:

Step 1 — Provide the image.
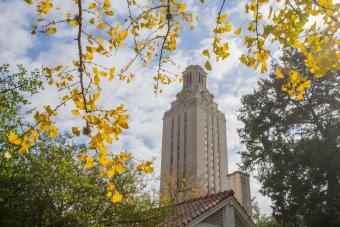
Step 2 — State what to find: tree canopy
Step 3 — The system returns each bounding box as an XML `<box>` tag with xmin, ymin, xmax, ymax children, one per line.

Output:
<box><xmin>238</xmin><ymin>48</ymin><xmax>340</xmax><ymax>226</ymax></box>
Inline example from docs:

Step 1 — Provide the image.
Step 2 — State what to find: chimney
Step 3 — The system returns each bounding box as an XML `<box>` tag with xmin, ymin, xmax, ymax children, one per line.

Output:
<box><xmin>227</xmin><ymin>171</ymin><xmax>252</xmax><ymax>215</ymax></box>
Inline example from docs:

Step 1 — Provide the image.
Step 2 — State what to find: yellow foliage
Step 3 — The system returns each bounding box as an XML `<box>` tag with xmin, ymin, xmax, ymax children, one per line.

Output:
<box><xmin>202</xmin><ymin>49</ymin><xmax>210</xmax><ymax>58</ymax></box>
<box><xmin>234</xmin><ymin>27</ymin><xmax>241</xmax><ymax>35</ymax></box>
<box><xmin>97</xmin><ymin>23</ymin><xmax>107</xmax><ymax>29</ymax></box>
<box><xmin>111</xmin><ymin>192</ymin><xmax>123</xmax><ymax>203</ymax></box>
<box><xmin>119</xmin><ymin>151</ymin><xmax>131</xmax><ymax>162</ymax></box>
<box><xmin>85</xmin><ymin>156</ymin><xmax>94</xmax><ymax>169</ymax></box>
<box><xmin>204</xmin><ymin>60</ymin><xmax>212</xmax><ymax>71</ymax></box>
<box><xmin>48</xmin><ymin>125</ymin><xmax>58</xmax><ymax>138</ymax></box>
<box><xmin>45</xmin><ymin>27</ymin><xmax>56</xmax><ymax>35</ymax></box>
<box><xmin>71</xmin><ymin>109</ymin><xmax>80</xmax><ymax>116</ymax></box>
<box><xmin>18</xmin><ymin>147</ymin><xmax>29</xmax><ymax>155</ymax></box>
<box><xmin>72</xmin><ymin>127</ymin><xmax>81</xmax><ymax>136</ymax></box>
<box><xmin>218</xmin><ymin>14</ymin><xmax>228</xmax><ymax>23</ymax></box>
<box><xmin>275</xmin><ymin>68</ymin><xmax>285</xmax><ymax>79</ymax></box>
<box><xmin>106</xmin><ymin>191</ymin><xmax>113</xmax><ymax>198</ymax></box>
<box><xmin>88</xmin><ymin>2</ymin><xmax>97</xmax><ymax>9</ymax></box>
<box><xmin>118</xmin><ymin>30</ymin><xmax>128</xmax><ymax>41</ymax></box>
<box><xmin>8</xmin><ymin>132</ymin><xmax>21</xmax><ymax>145</ymax></box>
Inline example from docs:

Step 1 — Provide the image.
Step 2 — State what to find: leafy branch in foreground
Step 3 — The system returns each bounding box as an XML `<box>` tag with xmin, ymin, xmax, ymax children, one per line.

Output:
<box><xmin>202</xmin><ymin>0</ymin><xmax>339</xmax><ymax>100</ymax></box>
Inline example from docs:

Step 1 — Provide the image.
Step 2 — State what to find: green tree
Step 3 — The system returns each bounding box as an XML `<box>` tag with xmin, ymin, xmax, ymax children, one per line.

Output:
<box><xmin>0</xmin><ymin>65</ymin><xmax>170</xmax><ymax>226</ymax></box>
<box><xmin>251</xmin><ymin>199</ymin><xmax>305</xmax><ymax>227</ymax></box>
<box><xmin>238</xmin><ymin>49</ymin><xmax>340</xmax><ymax>227</ymax></box>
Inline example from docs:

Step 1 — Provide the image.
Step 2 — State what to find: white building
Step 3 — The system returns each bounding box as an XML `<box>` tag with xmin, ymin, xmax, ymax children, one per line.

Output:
<box><xmin>160</xmin><ymin>65</ymin><xmax>254</xmax><ymax>227</ymax></box>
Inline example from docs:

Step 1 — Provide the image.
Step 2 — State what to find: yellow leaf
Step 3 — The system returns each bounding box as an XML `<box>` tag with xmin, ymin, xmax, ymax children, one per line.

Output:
<box><xmin>287</xmin><ymin>89</ymin><xmax>296</xmax><ymax>96</ymax></box>
<box><xmin>218</xmin><ymin>14</ymin><xmax>228</xmax><ymax>23</ymax></box>
<box><xmin>8</xmin><ymin>132</ymin><xmax>21</xmax><ymax>145</ymax></box>
<box><xmin>275</xmin><ymin>67</ymin><xmax>284</xmax><ymax>78</ymax></box>
<box><xmin>71</xmin><ymin>20</ymin><xmax>78</xmax><ymax>28</ymax></box>
<box><xmin>85</xmin><ymin>157</ymin><xmax>94</xmax><ymax>169</ymax></box>
<box><xmin>178</xmin><ymin>4</ymin><xmax>186</xmax><ymax>12</ymax></box>
<box><xmin>97</xmin><ymin>36</ymin><xmax>103</xmax><ymax>45</ymax></box>
<box><xmin>297</xmin><ymin>80</ymin><xmax>311</xmax><ymax>92</ymax></box>
<box><xmin>296</xmin><ymin>92</ymin><xmax>304</xmax><ymax>100</ymax></box>
<box><xmin>261</xmin><ymin>62</ymin><xmax>267</xmax><ymax>74</ymax></box>
<box><xmin>106</xmin><ymin>191</ymin><xmax>113</xmax><ymax>198</ymax></box>
<box><xmin>48</xmin><ymin>125</ymin><xmax>58</xmax><ymax>138</ymax></box>
<box><xmin>118</xmin><ymin>30</ymin><xmax>128</xmax><ymax>41</ymax></box>
<box><xmin>111</xmin><ymin>192</ymin><xmax>123</xmax><ymax>203</ymax></box>
<box><xmin>114</xmin><ymin>162</ymin><xmax>126</xmax><ymax>174</ymax></box>
<box><xmin>72</xmin><ymin>127</ymin><xmax>80</xmax><ymax>136</ymax></box>
<box><xmin>248</xmin><ymin>22</ymin><xmax>255</xmax><ymax>32</ymax></box>
<box><xmin>72</xmin><ymin>60</ymin><xmax>79</xmax><ymax>67</ymax></box>
<box><xmin>204</xmin><ymin>60</ymin><xmax>212</xmax><ymax>71</ymax></box>
<box><xmin>75</xmin><ymin>101</ymin><xmax>84</xmax><ymax>110</ymax></box>
<box><xmin>89</xmin><ymin>18</ymin><xmax>95</xmax><ymax>24</ymax></box>
<box><xmin>100</xmin><ymin>71</ymin><xmax>107</xmax><ymax>77</ymax></box>
<box><xmin>146</xmin><ymin>166</ymin><xmax>154</xmax><ymax>173</ymax></box>
<box><xmin>97</xmin><ymin>23</ymin><xmax>107</xmax><ymax>29</ymax></box>
<box><xmin>24</xmin><ymin>0</ymin><xmax>33</xmax><ymax>4</ymax></box>
<box><xmin>46</xmin><ymin>27</ymin><xmax>57</xmax><ymax>35</ymax></box>
<box><xmin>107</xmin><ymin>183</ymin><xmax>115</xmax><ymax>191</ymax></box>
<box><xmin>147</xmin><ymin>52</ymin><xmax>152</xmax><ymax>61</ymax></box>
<box><xmin>224</xmin><ymin>22</ymin><xmax>232</xmax><ymax>32</ymax></box>
<box><xmin>109</xmin><ymin>67</ymin><xmax>116</xmax><ymax>81</ymax></box>
<box><xmin>18</xmin><ymin>147</ymin><xmax>29</xmax><ymax>155</ymax></box>
<box><xmin>72</xmin><ymin>109</ymin><xmax>80</xmax><ymax>116</ymax></box>
<box><xmin>88</xmin><ymin>2</ymin><xmax>97</xmax><ymax>9</ymax></box>
<box><xmin>105</xmin><ymin>10</ymin><xmax>114</xmax><ymax>16</ymax></box>
<box><xmin>119</xmin><ymin>151</ymin><xmax>131</xmax><ymax>162</ymax></box>
<box><xmin>94</xmin><ymin>74</ymin><xmax>100</xmax><ymax>86</ymax></box>
<box><xmin>118</xmin><ymin>119</ymin><xmax>128</xmax><ymax>129</ymax></box>
<box><xmin>55</xmin><ymin>65</ymin><xmax>63</xmax><ymax>71</ymax></box>
<box><xmin>107</xmin><ymin>169</ymin><xmax>115</xmax><ymax>178</ymax></box>
<box><xmin>234</xmin><ymin>27</ymin><xmax>241</xmax><ymax>35</ymax></box>
<box><xmin>202</xmin><ymin>49</ymin><xmax>210</xmax><ymax>58</ymax></box>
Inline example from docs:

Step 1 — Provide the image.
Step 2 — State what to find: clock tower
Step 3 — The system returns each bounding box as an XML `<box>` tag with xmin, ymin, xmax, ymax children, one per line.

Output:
<box><xmin>160</xmin><ymin>65</ymin><xmax>228</xmax><ymax>200</ymax></box>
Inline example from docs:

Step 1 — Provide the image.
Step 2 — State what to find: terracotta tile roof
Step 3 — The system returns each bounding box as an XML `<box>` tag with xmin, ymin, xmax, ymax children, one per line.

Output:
<box><xmin>164</xmin><ymin>190</ymin><xmax>234</xmax><ymax>227</ymax></box>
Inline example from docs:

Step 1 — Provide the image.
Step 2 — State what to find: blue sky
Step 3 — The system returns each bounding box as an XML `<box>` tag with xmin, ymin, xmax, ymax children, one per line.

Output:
<box><xmin>0</xmin><ymin>0</ymin><xmax>276</xmax><ymax>214</ymax></box>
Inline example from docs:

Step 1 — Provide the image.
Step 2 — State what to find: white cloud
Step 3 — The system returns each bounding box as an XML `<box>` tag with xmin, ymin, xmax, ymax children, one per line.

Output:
<box><xmin>0</xmin><ymin>1</ymin><xmax>35</xmax><ymax>65</ymax></box>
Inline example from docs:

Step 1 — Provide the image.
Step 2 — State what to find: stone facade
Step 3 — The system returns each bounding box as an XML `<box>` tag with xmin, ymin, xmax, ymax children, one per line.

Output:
<box><xmin>160</xmin><ymin>65</ymin><xmax>228</xmax><ymax>200</ymax></box>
